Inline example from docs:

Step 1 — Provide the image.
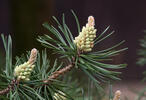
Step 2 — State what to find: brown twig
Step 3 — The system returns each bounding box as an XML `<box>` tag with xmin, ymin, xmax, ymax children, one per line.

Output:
<box><xmin>0</xmin><ymin>79</ymin><xmax>18</xmax><ymax>95</ymax></box>
<box><xmin>44</xmin><ymin>64</ymin><xmax>74</xmax><ymax>83</ymax></box>
<box><xmin>43</xmin><ymin>52</ymin><xmax>80</xmax><ymax>83</ymax></box>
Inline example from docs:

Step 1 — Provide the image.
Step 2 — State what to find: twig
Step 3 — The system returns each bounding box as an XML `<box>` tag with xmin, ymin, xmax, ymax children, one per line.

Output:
<box><xmin>43</xmin><ymin>49</ymin><xmax>82</xmax><ymax>83</ymax></box>
<box><xmin>0</xmin><ymin>79</ymin><xmax>18</xmax><ymax>95</ymax></box>
<box><xmin>43</xmin><ymin>64</ymin><xmax>74</xmax><ymax>83</ymax></box>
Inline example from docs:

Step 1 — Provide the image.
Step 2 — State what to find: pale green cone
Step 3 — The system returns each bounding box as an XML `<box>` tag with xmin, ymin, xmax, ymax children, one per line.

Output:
<box><xmin>14</xmin><ymin>48</ymin><xmax>37</xmax><ymax>81</ymax></box>
<box><xmin>113</xmin><ymin>90</ymin><xmax>121</xmax><ymax>100</ymax></box>
<box><xmin>74</xmin><ymin>16</ymin><xmax>97</xmax><ymax>52</ymax></box>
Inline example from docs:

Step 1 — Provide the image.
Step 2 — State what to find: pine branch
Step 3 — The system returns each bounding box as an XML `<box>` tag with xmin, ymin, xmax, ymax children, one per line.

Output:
<box><xmin>0</xmin><ymin>48</ymin><xmax>37</xmax><ymax>95</ymax></box>
<box><xmin>0</xmin><ymin>11</ymin><xmax>127</xmax><ymax>99</ymax></box>
<box><xmin>38</xmin><ymin>11</ymin><xmax>127</xmax><ymax>91</ymax></box>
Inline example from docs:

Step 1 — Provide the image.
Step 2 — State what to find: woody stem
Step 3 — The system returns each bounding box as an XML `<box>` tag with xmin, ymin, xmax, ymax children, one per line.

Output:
<box><xmin>43</xmin><ymin>63</ymin><xmax>74</xmax><ymax>83</ymax></box>
<box><xmin>0</xmin><ymin>79</ymin><xmax>18</xmax><ymax>95</ymax></box>
<box><xmin>43</xmin><ymin>53</ymin><xmax>79</xmax><ymax>83</ymax></box>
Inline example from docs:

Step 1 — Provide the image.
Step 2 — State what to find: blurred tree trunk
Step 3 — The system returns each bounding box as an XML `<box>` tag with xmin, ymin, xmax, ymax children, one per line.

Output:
<box><xmin>11</xmin><ymin>0</ymin><xmax>54</xmax><ymax>56</ymax></box>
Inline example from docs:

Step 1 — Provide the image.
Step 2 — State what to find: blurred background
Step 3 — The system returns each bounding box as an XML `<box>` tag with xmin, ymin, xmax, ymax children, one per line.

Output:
<box><xmin>0</xmin><ymin>0</ymin><xmax>146</xmax><ymax>99</ymax></box>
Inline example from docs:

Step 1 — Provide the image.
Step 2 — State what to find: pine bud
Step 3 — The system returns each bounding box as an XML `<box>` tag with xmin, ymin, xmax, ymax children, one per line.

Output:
<box><xmin>74</xmin><ymin>16</ymin><xmax>97</xmax><ymax>52</ymax></box>
<box><xmin>113</xmin><ymin>90</ymin><xmax>121</xmax><ymax>100</ymax></box>
<box><xmin>28</xmin><ymin>48</ymin><xmax>38</xmax><ymax>65</ymax></box>
<box><xmin>21</xmin><ymin>76</ymin><xmax>26</xmax><ymax>79</ymax></box>
<box><xmin>14</xmin><ymin>48</ymin><xmax>38</xmax><ymax>81</ymax></box>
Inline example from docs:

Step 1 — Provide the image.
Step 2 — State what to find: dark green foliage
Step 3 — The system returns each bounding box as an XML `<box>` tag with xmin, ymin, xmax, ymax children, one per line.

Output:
<box><xmin>136</xmin><ymin>34</ymin><xmax>146</xmax><ymax>100</ymax></box>
<box><xmin>137</xmin><ymin>34</ymin><xmax>146</xmax><ymax>82</ymax></box>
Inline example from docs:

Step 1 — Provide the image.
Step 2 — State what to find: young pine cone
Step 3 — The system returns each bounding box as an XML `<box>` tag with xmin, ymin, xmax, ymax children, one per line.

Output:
<box><xmin>14</xmin><ymin>48</ymin><xmax>37</xmax><ymax>81</ymax></box>
<box><xmin>74</xmin><ymin>16</ymin><xmax>97</xmax><ymax>52</ymax></box>
<box><xmin>113</xmin><ymin>90</ymin><xmax>121</xmax><ymax>100</ymax></box>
